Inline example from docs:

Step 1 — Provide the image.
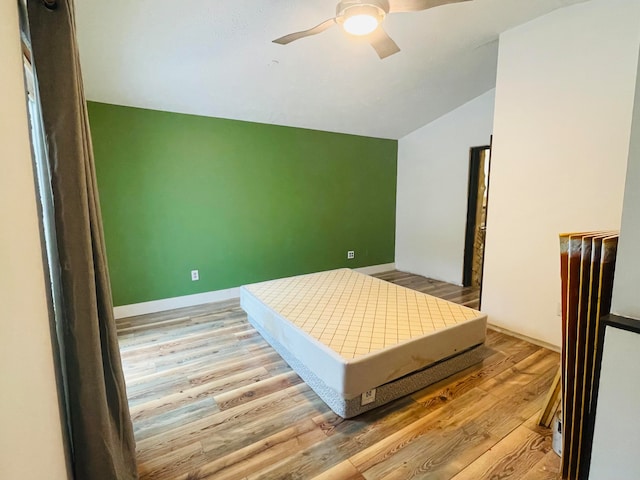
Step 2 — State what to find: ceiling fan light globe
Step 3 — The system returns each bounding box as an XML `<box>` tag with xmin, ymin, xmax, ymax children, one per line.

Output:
<box><xmin>336</xmin><ymin>3</ymin><xmax>386</xmax><ymax>36</ymax></box>
<box><xmin>343</xmin><ymin>14</ymin><xmax>379</xmax><ymax>36</ymax></box>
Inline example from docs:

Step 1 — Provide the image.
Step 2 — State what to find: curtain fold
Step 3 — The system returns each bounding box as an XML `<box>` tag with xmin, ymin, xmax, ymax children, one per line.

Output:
<box><xmin>27</xmin><ymin>1</ymin><xmax>138</xmax><ymax>478</ymax></box>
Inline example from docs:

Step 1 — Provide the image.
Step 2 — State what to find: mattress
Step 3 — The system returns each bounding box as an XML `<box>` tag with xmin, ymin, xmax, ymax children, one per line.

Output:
<box><xmin>240</xmin><ymin>269</ymin><xmax>488</xmax><ymax>417</ymax></box>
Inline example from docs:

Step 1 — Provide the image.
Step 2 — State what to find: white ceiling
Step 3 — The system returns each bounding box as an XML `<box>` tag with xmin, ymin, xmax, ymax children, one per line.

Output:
<box><xmin>75</xmin><ymin>0</ymin><xmax>587</xmax><ymax>139</ymax></box>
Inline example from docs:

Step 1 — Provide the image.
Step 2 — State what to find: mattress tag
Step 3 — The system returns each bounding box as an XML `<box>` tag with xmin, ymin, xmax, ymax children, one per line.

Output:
<box><xmin>361</xmin><ymin>389</ymin><xmax>376</xmax><ymax>406</ymax></box>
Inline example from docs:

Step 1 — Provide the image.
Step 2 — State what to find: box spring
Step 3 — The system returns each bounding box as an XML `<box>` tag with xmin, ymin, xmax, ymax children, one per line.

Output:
<box><xmin>240</xmin><ymin>269</ymin><xmax>488</xmax><ymax>418</ymax></box>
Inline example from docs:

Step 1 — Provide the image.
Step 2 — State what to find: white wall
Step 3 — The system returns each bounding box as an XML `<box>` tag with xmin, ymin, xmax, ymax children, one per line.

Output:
<box><xmin>611</xmin><ymin>41</ymin><xmax>640</xmax><ymax>320</ymax></box>
<box><xmin>589</xmin><ymin>45</ymin><xmax>640</xmax><ymax>478</ymax></box>
<box><xmin>481</xmin><ymin>0</ymin><xmax>640</xmax><ymax>347</ymax></box>
<box><xmin>589</xmin><ymin>325</ymin><xmax>640</xmax><ymax>478</ymax></box>
<box><xmin>395</xmin><ymin>89</ymin><xmax>495</xmax><ymax>285</ymax></box>
<box><xmin>0</xmin><ymin>2</ymin><xmax>69</xmax><ymax>479</ymax></box>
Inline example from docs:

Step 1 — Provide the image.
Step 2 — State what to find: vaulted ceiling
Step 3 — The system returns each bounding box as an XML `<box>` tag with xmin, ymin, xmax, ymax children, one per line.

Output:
<box><xmin>76</xmin><ymin>0</ymin><xmax>587</xmax><ymax>139</ymax></box>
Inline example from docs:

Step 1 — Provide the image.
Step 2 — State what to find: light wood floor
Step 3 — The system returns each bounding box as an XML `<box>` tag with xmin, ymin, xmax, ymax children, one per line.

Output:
<box><xmin>117</xmin><ymin>270</ymin><xmax>560</xmax><ymax>480</ymax></box>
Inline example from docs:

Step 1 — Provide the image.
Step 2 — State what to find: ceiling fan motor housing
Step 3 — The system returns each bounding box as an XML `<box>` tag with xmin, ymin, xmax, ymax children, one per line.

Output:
<box><xmin>335</xmin><ymin>0</ymin><xmax>390</xmax><ymax>26</ymax></box>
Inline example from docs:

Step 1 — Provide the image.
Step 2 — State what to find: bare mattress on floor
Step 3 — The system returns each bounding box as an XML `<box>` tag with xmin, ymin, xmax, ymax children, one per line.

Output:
<box><xmin>240</xmin><ymin>269</ymin><xmax>488</xmax><ymax>418</ymax></box>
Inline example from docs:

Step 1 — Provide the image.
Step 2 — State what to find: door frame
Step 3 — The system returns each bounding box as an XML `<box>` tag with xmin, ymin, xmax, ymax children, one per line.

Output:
<box><xmin>462</xmin><ymin>143</ymin><xmax>492</xmax><ymax>289</ymax></box>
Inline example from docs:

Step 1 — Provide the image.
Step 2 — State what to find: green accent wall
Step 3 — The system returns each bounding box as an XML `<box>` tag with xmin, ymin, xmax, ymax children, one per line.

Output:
<box><xmin>88</xmin><ymin>102</ymin><xmax>397</xmax><ymax>306</ymax></box>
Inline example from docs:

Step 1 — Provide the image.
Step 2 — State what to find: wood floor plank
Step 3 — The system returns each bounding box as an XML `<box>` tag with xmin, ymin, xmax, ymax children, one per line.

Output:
<box><xmin>129</xmin><ymin>366</ymin><xmax>269</xmax><ymax>423</ymax></box>
<box><xmin>348</xmin><ymin>388</ymin><xmax>491</xmax><ymax>473</ymax></box>
<box><xmin>247</xmin><ymin>397</ymin><xmax>433</xmax><ymax>479</ymax></box>
<box><xmin>173</xmin><ymin>419</ymin><xmax>326</xmax><ymax>480</ymax></box>
<box><xmin>120</xmin><ymin>323</ymin><xmax>252</xmax><ymax>359</ymax></box>
<box><xmin>520</xmin><ymin>450</ymin><xmax>562</xmax><ymax>480</ymax></box>
<box><xmin>117</xmin><ymin>270</ymin><xmax>560</xmax><ymax>480</ymax></box>
<box><xmin>476</xmin><ymin>348</ymin><xmax>559</xmax><ymax>394</ymax></box>
<box><xmin>133</xmin><ymin>397</ymin><xmax>218</xmax><ymax>441</ymax></box>
<box><xmin>450</xmin><ymin>424</ymin><xmax>551</xmax><ymax>480</ymax></box>
<box><xmin>138</xmin><ymin>441</ymin><xmax>204</xmax><ymax>480</ymax></box>
<box><xmin>352</xmin><ymin>356</ymin><xmax>557</xmax><ymax>479</ymax></box>
<box><xmin>136</xmin><ymin>383</ymin><xmax>323</xmax><ymax>460</ymax></box>
<box><xmin>151</xmin><ymin>335</ymin><xmax>267</xmax><ymax>369</ymax></box>
<box><xmin>409</xmin><ymin>342</ymin><xmax>541</xmax><ymax>411</ymax></box>
<box><xmin>310</xmin><ymin>460</ymin><xmax>365</xmax><ymax>480</ymax></box>
<box><xmin>212</xmin><ymin>370</ymin><xmax>303</xmax><ymax>411</ymax></box>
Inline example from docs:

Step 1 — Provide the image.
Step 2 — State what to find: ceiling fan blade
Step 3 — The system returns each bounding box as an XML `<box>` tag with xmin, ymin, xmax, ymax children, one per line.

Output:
<box><xmin>388</xmin><ymin>0</ymin><xmax>472</xmax><ymax>13</ymax></box>
<box><xmin>273</xmin><ymin>18</ymin><xmax>336</xmax><ymax>45</ymax></box>
<box><xmin>367</xmin><ymin>27</ymin><xmax>400</xmax><ymax>59</ymax></box>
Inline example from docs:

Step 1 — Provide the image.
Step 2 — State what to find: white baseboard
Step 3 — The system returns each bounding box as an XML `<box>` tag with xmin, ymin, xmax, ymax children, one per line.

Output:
<box><xmin>113</xmin><ymin>263</ymin><xmax>396</xmax><ymax>319</ymax></box>
<box><xmin>113</xmin><ymin>286</ymin><xmax>241</xmax><ymax>319</ymax></box>
<box><xmin>354</xmin><ymin>263</ymin><xmax>396</xmax><ymax>275</ymax></box>
<box><xmin>487</xmin><ymin>323</ymin><xmax>561</xmax><ymax>352</ymax></box>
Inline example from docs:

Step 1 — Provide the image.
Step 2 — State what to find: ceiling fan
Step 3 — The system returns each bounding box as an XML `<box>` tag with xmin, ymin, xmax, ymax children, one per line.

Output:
<box><xmin>273</xmin><ymin>0</ymin><xmax>472</xmax><ymax>59</ymax></box>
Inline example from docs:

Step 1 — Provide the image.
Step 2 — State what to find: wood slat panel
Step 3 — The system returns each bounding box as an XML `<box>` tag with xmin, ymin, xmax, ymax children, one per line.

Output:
<box><xmin>560</xmin><ymin>232</ymin><xmax>618</xmax><ymax>479</ymax></box>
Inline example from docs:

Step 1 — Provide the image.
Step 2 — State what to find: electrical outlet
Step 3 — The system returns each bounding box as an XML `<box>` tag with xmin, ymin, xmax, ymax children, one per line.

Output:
<box><xmin>191</xmin><ymin>269</ymin><xmax>199</xmax><ymax>281</ymax></box>
<box><xmin>347</xmin><ymin>250</ymin><xmax>355</xmax><ymax>259</ymax></box>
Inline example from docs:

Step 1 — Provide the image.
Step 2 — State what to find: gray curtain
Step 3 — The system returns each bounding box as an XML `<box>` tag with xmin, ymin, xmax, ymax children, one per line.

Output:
<box><xmin>27</xmin><ymin>1</ymin><xmax>138</xmax><ymax>479</ymax></box>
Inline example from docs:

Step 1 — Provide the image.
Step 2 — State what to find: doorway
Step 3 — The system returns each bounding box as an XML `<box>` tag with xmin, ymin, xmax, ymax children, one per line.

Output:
<box><xmin>463</xmin><ymin>145</ymin><xmax>492</xmax><ymax>292</ymax></box>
